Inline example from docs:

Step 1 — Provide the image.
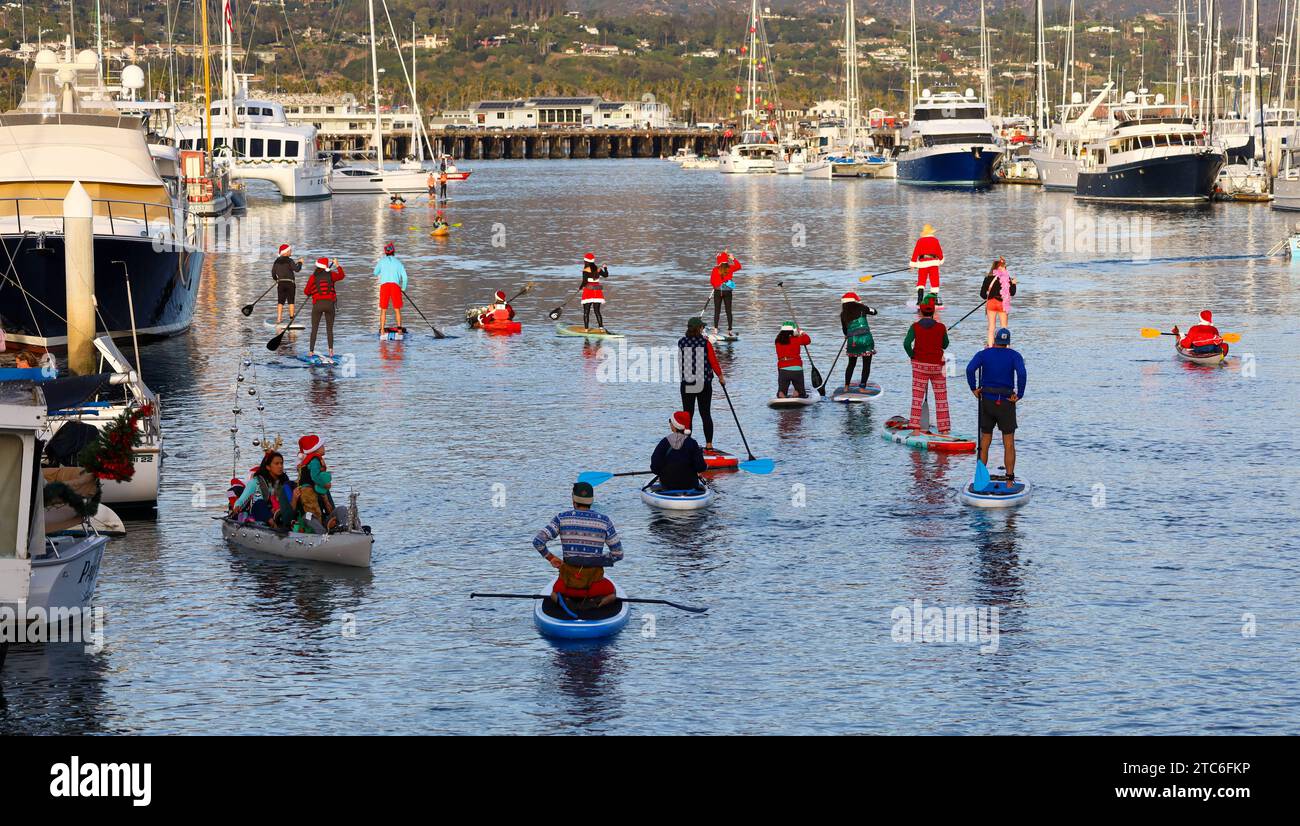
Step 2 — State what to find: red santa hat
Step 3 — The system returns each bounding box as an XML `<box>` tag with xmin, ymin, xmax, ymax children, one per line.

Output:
<box><xmin>229</xmin><ymin>477</ymin><xmax>244</xmax><ymax>488</ymax></box>
<box><xmin>841</xmin><ymin>291</ymin><xmax>860</xmax><ymax>304</ymax></box>
<box><xmin>494</xmin><ymin>290</ymin><xmax>506</xmax><ymax>302</ymax></box>
<box><xmin>670</xmin><ymin>411</ymin><xmax>691</xmax><ymax>433</ymax></box>
<box><xmin>384</xmin><ymin>242</ymin><xmax>395</xmax><ymax>255</ymax></box>
<box><xmin>716</xmin><ymin>251</ymin><xmax>730</xmax><ymax>265</ymax></box>
<box><xmin>316</xmin><ymin>257</ymin><xmax>331</xmax><ymax>270</ymax></box>
<box><xmin>1198</xmin><ymin>310</ymin><xmax>1213</xmax><ymax>324</ymax></box>
<box><xmin>298</xmin><ymin>434</ymin><xmax>324</xmax><ymax>463</ymax></box>
<box><xmin>278</xmin><ymin>244</ymin><xmax>292</xmax><ymax>256</ymax></box>
<box><xmin>583</xmin><ymin>252</ymin><xmax>596</xmax><ymax>263</ymax></box>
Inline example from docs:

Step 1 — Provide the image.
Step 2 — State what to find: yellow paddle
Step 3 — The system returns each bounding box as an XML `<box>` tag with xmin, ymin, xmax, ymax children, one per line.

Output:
<box><xmin>1140</xmin><ymin>327</ymin><xmax>1241</xmax><ymax>343</ymax></box>
<box><xmin>858</xmin><ymin>266</ymin><xmax>911</xmax><ymax>283</ymax></box>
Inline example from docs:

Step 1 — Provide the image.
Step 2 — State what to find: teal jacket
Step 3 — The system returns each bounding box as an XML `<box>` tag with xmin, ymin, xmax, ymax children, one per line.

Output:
<box><xmin>374</xmin><ymin>255</ymin><xmax>408</xmax><ymax>290</ymax></box>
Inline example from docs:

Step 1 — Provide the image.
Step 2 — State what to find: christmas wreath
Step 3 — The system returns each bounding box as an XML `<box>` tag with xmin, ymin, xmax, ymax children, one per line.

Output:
<box><xmin>77</xmin><ymin>403</ymin><xmax>154</xmax><ymax>482</ymax></box>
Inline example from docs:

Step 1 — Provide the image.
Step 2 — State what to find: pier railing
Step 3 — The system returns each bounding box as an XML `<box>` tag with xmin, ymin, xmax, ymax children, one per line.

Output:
<box><xmin>0</xmin><ymin>197</ymin><xmax>178</xmax><ymax>239</ymax></box>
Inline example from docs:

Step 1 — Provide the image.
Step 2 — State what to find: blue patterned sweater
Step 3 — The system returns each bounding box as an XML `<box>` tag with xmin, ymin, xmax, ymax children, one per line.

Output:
<box><xmin>532</xmin><ymin>508</ymin><xmax>624</xmax><ymax>568</ymax></box>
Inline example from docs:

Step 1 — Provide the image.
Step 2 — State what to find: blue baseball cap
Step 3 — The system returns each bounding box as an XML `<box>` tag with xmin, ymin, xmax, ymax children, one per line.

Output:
<box><xmin>994</xmin><ymin>328</ymin><xmax>1011</xmax><ymax>345</ymax></box>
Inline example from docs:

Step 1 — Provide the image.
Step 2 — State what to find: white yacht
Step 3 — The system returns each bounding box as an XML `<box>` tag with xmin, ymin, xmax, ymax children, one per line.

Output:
<box><xmin>1271</xmin><ymin>148</ymin><xmax>1300</xmax><ymax>210</ymax></box>
<box><xmin>719</xmin><ymin>129</ymin><xmax>780</xmax><ymax>174</ymax></box>
<box><xmin>1028</xmin><ymin>84</ymin><xmax>1115</xmax><ymax>191</ymax></box>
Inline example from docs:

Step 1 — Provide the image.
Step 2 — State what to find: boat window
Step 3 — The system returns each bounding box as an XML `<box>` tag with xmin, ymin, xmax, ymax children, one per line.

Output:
<box><xmin>268</xmin><ymin>139</ymin><xmax>282</xmax><ymax>157</ymax></box>
<box><xmin>213</xmin><ymin>138</ymin><xmax>227</xmax><ymax>150</ymax></box>
<box><xmin>250</xmin><ymin>139</ymin><xmax>264</xmax><ymax>157</ymax></box>
<box><xmin>237</xmin><ymin>107</ymin><xmax>247</xmax><ymax>116</ymax></box>
<box><xmin>285</xmin><ymin>140</ymin><xmax>299</xmax><ymax>158</ymax></box>
<box><xmin>210</xmin><ymin>107</ymin><xmax>221</xmax><ymax>117</ymax></box>
<box><xmin>233</xmin><ymin>138</ymin><xmax>246</xmax><ymax>155</ymax></box>
<box><xmin>262</xmin><ymin>107</ymin><xmax>274</xmax><ymax>117</ymax></box>
<box><xmin>0</xmin><ymin>433</ymin><xmax>21</xmax><ymax>556</ymax></box>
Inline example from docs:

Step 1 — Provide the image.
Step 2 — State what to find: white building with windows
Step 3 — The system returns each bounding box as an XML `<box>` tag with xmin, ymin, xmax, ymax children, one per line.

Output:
<box><xmin>466</xmin><ymin>96</ymin><xmax>672</xmax><ymax>129</ymax></box>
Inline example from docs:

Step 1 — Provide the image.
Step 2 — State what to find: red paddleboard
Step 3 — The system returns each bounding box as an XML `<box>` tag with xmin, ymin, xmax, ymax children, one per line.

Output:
<box><xmin>881</xmin><ymin>416</ymin><xmax>976</xmax><ymax>453</ymax></box>
<box><xmin>704</xmin><ymin>449</ymin><xmax>739</xmax><ymax>470</ymax></box>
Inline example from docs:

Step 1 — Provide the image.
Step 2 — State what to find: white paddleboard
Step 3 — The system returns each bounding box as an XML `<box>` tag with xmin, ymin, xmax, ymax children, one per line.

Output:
<box><xmin>767</xmin><ymin>394</ymin><xmax>820</xmax><ymax>409</ymax></box>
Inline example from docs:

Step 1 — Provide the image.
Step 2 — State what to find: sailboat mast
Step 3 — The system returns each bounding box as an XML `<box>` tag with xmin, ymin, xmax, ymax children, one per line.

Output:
<box><xmin>845</xmin><ymin>0</ymin><xmax>857</xmax><ymax>145</ymax></box>
<box><xmin>908</xmin><ymin>0</ymin><xmax>917</xmax><ymax>113</ymax></box>
<box><xmin>368</xmin><ymin>0</ymin><xmax>384</xmax><ymax>164</ymax></box>
<box><xmin>1035</xmin><ymin>0</ymin><xmax>1047</xmax><ymax>131</ymax></box>
<box><xmin>980</xmin><ymin>0</ymin><xmax>990</xmax><ymax>111</ymax></box>
<box><xmin>201</xmin><ymin>0</ymin><xmax>213</xmax><ymax>156</ymax></box>
<box><xmin>413</xmin><ymin>21</ymin><xmax>422</xmax><ymax>162</ymax></box>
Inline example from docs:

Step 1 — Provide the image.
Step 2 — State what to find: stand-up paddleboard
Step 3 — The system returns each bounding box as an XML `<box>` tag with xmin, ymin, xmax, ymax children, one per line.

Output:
<box><xmin>960</xmin><ymin>461</ymin><xmax>1032</xmax><ymax>507</ymax></box>
<box><xmin>881</xmin><ymin>415</ymin><xmax>975</xmax><ymax>452</ymax></box>
<box><xmin>534</xmin><ymin>578</ymin><xmax>630</xmax><ymax>640</ymax></box>
<box><xmin>906</xmin><ymin>301</ymin><xmax>946</xmax><ymax>311</ymax></box>
<box><xmin>707</xmin><ymin>331</ymin><xmax>740</xmax><ymax>344</ymax></box>
<box><xmin>264</xmin><ymin>317</ymin><xmax>305</xmax><ymax>331</ymax></box>
<box><xmin>831</xmin><ymin>382</ymin><xmax>884</xmax><ymax>403</ymax></box>
<box><xmin>703</xmin><ymin>449</ymin><xmax>739</xmax><ymax>470</ymax></box>
<box><xmin>293</xmin><ymin>354</ymin><xmax>337</xmax><ymax>367</ymax></box>
<box><xmin>768</xmin><ymin>393</ymin><xmax>820</xmax><ymax>409</ymax></box>
<box><xmin>641</xmin><ymin>484</ymin><xmax>714</xmax><ymax>510</ymax></box>
<box><xmin>555</xmin><ymin>323</ymin><xmax>625</xmax><ymax>339</ymax></box>
<box><xmin>379</xmin><ymin>326</ymin><xmax>408</xmax><ymax>341</ymax></box>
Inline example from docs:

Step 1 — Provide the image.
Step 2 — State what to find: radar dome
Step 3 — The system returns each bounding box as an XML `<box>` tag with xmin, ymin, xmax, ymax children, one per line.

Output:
<box><xmin>1071</xmin><ymin>92</ymin><xmax>1083</xmax><ymax>104</ymax></box>
<box><xmin>76</xmin><ymin>49</ymin><xmax>99</xmax><ymax>66</ymax></box>
<box><xmin>121</xmin><ymin>65</ymin><xmax>145</xmax><ymax>90</ymax></box>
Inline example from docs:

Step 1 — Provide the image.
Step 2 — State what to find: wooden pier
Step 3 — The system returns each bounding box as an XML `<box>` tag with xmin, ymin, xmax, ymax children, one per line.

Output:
<box><xmin>419</xmin><ymin>128</ymin><xmax>726</xmax><ymax>161</ymax></box>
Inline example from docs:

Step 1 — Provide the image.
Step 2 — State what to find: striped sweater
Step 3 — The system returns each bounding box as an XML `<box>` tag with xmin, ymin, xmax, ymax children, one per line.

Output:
<box><xmin>532</xmin><ymin>508</ymin><xmax>624</xmax><ymax>568</ymax></box>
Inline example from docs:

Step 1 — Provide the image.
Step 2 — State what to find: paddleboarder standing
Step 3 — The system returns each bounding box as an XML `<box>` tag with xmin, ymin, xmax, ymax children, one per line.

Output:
<box><xmin>678</xmin><ymin>317</ymin><xmax>725</xmax><ymax>451</ymax></box>
<box><xmin>375</xmin><ymin>241</ymin><xmax>408</xmax><ymax>335</ymax></box>
<box><xmin>909</xmin><ymin>224</ymin><xmax>943</xmax><ymax>306</ymax></box>
<box><xmin>839</xmin><ymin>291</ymin><xmax>878</xmax><ymax>389</ymax></box>
<box><xmin>965</xmin><ymin>327</ymin><xmax>1026</xmax><ymax>481</ymax></box>
<box><xmin>903</xmin><ymin>295</ymin><xmax>951</xmax><ymax>434</ymax></box>
<box><xmin>272</xmin><ymin>243</ymin><xmax>303</xmax><ymax>326</ymax></box>
<box><xmin>651</xmin><ymin>412</ymin><xmax>708</xmax><ymax>491</ymax></box>
<box><xmin>532</xmin><ymin>482</ymin><xmax>624</xmax><ymax>608</ymax></box>
<box><xmin>580</xmin><ymin>252</ymin><xmax>609</xmax><ymax>332</ymax></box>
<box><xmin>980</xmin><ymin>257</ymin><xmax>1017</xmax><ymax>348</ymax></box>
<box><xmin>710</xmin><ymin>251</ymin><xmax>741</xmax><ymax>337</ymax></box>
<box><xmin>304</xmin><ymin>257</ymin><xmax>345</xmax><ymax>360</ymax></box>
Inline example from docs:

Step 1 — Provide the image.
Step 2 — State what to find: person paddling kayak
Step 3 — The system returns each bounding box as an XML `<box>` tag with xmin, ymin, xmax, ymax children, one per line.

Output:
<box><xmin>904</xmin><ymin>295</ymin><xmax>951</xmax><ymax>434</ymax></box>
<box><xmin>651</xmin><ymin>412</ymin><xmax>708</xmax><ymax>492</ymax></box>
<box><xmin>580</xmin><ymin>252</ymin><xmax>609</xmax><ymax>332</ymax></box>
<box><xmin>532</xmin><ymin>482</ymin><xmax>624</xmax><ymax>608</ymax></box>
<box><xmin>304</xmin><ymin>257</ymin><xmax>345</xmax><ymax>360</ymax></box>
<box><xmin>980</xmin><ymin>257</ymin><xmax>1017</xmax><ymax>348</ymax></box>
<box><xmin>678</xmin><ymin>317</ymin><xmax>725</xmax><ymax>451</ymax></box>
<box><xmin>775</xmin><ymin>321</ymin><xmax>812</xmax><ymax>399</ymax></box>
<box><xmin>271</xmin><ymin>243</ymin><xmax>303</xmax><ymax>326</ymax></box>
<box><xmin>1173</xmin><ymin>310</ymin><xmax>1228</xmax><ymax>357</ymax></box>
<box><xmin>909</xmin><ymin>224</ymin><xmax>944</xmax><ymax>306</ymax></box>
<box><xmin>375</xmin><ymin>241</ymin><xmax>408</xmax><ymax>335</ymax></box>
<box><xmin>478</xmin><ymin>290</ymin><xmax>516</xmax><ymax>326</ymax></box>
<box><xmin>710</xmin><ymin>251</ymin><xmax>741</xmax><ymax>337</ymax></box>
<box><xmin>965</xmin><ymin>327</ymin><xmax>1027</xmax><ymax>481</ymax></box>
<box><xmin>839</xmin><ymin>291</ymin><xmax>878</xmax><ymax>388</ymax></box>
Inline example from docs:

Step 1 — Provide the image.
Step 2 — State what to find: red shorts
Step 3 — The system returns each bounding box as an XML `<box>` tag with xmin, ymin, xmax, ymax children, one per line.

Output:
<box><xmin>553</xmin><ymin>578</ymin><xmax>616</xmax><ymax>599</ymax></box>
<box><xmin>379</xmin><ymin>282</ymin><xmax>403</xmax><ymax>309</ymax></box>
<box><xmin>986</xmin><ymin>299</ymin><xmax>1005</xmax><ymax>313</ymax></box>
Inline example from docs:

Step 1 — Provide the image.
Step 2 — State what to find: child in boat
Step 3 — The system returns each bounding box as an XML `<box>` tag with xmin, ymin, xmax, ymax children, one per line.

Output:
<box><xmin>478</xmin><ymin>290</ymin><xmax>515</xmax><ymax>326</ymax></box>
<box><xmin>389</xmin><ymin>193</ymin><xmax>406</xmax><ymax>207</ymax></box>
<box><xmin>980</xmin><ymin>257</ymin><xmax>1017</xmax><ymax>348</ymax></box>
<box><xmin>774</xmin><ymin>321</ymin><xmax>812</xmax><ymax>398</ymax></box>
<box><xmin>296</xmin><ymin>434</ymin><xmax>337</xmax><ymax>533</ymax></box>
<box><xmin>532</xmin><ymin>482</ymin><xmax>624</xmax><ymax>608</ymax></box>
<box><xmin>432</xmin><ymin>210</ymin><xmax>449</xmax><ymax>232</ymax></box>
<box><xmin>839</xmin><ymin>292</ymin><xmax>878</xmax><ymax>389</ymax></box>
<box><xmin>580</xmin><ymin>252</ymin><xmax>609</xmax><ymax>331</ymax></box>
<box><xmin>1173</xmin><ymin>310</ymin><xmax>1226</xmax><ymax>356</ymax></box>
<box><xmin>650</xmin><ymin>412</ymin><xmax>707</xmax><ymax>492</ymax></box>
<box><xmin>231</xmin><ymin>451</ymin><xmax>295</xmax><ymax>532</ymax></box>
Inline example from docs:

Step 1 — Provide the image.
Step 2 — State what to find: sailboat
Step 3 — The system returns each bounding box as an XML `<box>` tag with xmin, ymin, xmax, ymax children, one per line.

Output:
<box><xmin>718</xmin><ymin>0</ymin><xmax>782</xmax><ymax>174</ymax></box>
<box><xmin>803</xmin><ymin>0</ymin><xmax>886</xmax><ymax>179</ymax></box>
<box><xmin>331</xmin><ymin>0</ymin><xmax>428</xmax><ymax>194</ymax></box>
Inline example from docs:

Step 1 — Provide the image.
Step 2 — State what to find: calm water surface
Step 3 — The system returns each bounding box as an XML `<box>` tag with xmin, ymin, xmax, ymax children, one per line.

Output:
<box><xmin>3</xmin><ymin>161</ymin><xmax>1298</xmax><ymax>734</ymax></box>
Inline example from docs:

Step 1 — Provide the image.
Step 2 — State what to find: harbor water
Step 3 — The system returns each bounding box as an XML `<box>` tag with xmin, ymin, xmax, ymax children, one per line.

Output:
<box><xmin>2</xmin><ymin>160</ymin><xmax>1297</xmax><ymax>734</ymax></box>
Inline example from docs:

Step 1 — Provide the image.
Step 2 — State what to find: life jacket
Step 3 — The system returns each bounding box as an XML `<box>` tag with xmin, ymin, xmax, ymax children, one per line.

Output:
<box><xmin>490</xmin><ymin>305</ymin><xmax>511</xmax><ymax>322</ymax></box>
<box><xmin>910</xmin><ymin>318</ymin><xmax>947</xmax><ymax>364</ymax></box>
<box><xmin>306</xmin><ymin>269</ymin><xmax>338</xmax><ymax>302</ymax></box>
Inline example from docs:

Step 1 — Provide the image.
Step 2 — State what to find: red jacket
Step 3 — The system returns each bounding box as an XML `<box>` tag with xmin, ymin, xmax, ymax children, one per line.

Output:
<box><xmin>910</xmin><ymin>236</ymin><xmax>943</xmax><ymax>278</ymax></box>
<box><xmin>1181</xmin><ymin>323</ymin><xmax>1220</xmax><ymax>348</ymax></box>
<box><xmin>305</xmin><ymin>265</ymin><xmax>345</xmax><ymax>302</ymax></box>
<box><xmin>710</xmin><ymin>258</ymin><xmax>742</xmax><ymax>289</ymax></box>
<box><xmin>776</xmin><ymin>332</ymin><xmax>811</xmax><ymax>369</ymax></box>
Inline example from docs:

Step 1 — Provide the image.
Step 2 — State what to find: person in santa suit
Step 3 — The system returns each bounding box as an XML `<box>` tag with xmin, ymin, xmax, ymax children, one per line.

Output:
<box><xmin>909</xmin><ymin>224</ymin><xmax>944</xmax><ymax>306</ymax></box>
<box><xmin>1173</xmin><ymin>310</ymin><xmax>1227</xmax><ymax>356</ymax></box>
<box><xmin>478</xmin><ymin>290</ymin><xmax>516</xmax><ymax>326</ymax></box>
<box><xmin>709</xmin><ymin>250</ymin><xmax>741</xmax><ymax>337</ymax></box>
<box><xmin>580</xmin><ymin>252</ymin><xmax>610</xmax><ymax>331</ymax></box>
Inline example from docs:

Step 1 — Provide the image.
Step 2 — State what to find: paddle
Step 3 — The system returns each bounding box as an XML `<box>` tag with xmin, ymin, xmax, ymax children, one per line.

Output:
<box><xmin>578</xmin><ymin>449</ymin><xmax>775</xmax><ymax>486</ymax></box>
<box><xmin>775</xmin><ymin>281</ymin><xmax>825</xmax><ymax>394</ymax></box>
<box><xmin>401</xmin><ymin>289</ymin><xmax>446</xmax><ymax>339</ymax></box>
<box><xmin>819</xmin><ymin>337</ymin><xmax>847</xmax><ymax>392</ymax></box>
<box><xmin>1139</xmin><ymin>328</ymin><xmax>1241</xmax><ymax>343</ymax></box>
<box><xmin>469</xmin><ymin>592</ymin><xmax>708</xmax><ymax>614</ymax></box>
<box><xmin>241</xmin><ymin>283</ymin><xmax>277</xmax><ymax>317</ymax></box>
<box><xmin>548</xmin><ymin>287</ymin><xmax>581</xmax><ymax>321</ymax></box>
<box><xmin>716</xmin><ymin>380</ymin><xmax>774</xmax><ymax>472</ymax></box>
<box><xmin>857</xmin><ymin>266</ymin><xmax>911</xmax><ymax>283</ymax></box>
<box><xmin>266</xmin><ymin>292</ymin><xmax>311</xmax><ymax>351</ymax></box>
<box><xmin>972</xmin><ymin>459</ymin><xmax>993</xmax><ymax>494</ymax></box>
<box><xmin>946</xmin><ymin>298</ymin><xmax>988</xmax><ymax>333</ymax></box>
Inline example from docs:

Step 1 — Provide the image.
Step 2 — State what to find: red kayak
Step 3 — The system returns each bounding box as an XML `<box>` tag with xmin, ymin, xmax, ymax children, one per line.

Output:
<box><xmin>704</xmin><ymin>449</ymin><xmax>739</xmax><ymax>470</ymax></box>
<box><xmin>473</xmin><ymin>319</ymin><xmax>521</xmax><ymax>335</ymax></box>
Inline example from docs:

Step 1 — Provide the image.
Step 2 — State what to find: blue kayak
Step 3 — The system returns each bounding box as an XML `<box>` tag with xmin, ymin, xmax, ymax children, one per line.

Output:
<box><xmin>533</xmin><ymin>578</ymin><xmax>630</xmax><ymax>640</ymax></box>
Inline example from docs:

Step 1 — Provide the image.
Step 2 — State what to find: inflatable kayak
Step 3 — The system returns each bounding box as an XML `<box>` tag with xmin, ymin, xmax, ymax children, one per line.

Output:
<box><xmin>768</xmin><ymin>393</ymin><xmax>820</xmax><ymax>409</ymax></box>
<box><xmin>555</xmin><ymin>324</ymin><xmax>624</xmax><ymax>339</ymax></box>
<box><xmin>703</xmin><ymin>449</ymin><xmax>739</xmax><ymax>471</ymax></box>
<box><xmin>881</xmin><ymin>415</ymin><xmax>976</xmax><ymax>453</ymax></box>
<box><xmin>264</xmin><ymin>317</ymin><xmax>305</xmax><ymax>331</ymax></box>
<box><xmin>389</xmin><ymin>203</ymin><xmax>406</xmax><ymax>210</ymax></box>
<box><xmin>1175</xmin><ymin>344</ymin><xmax>1227</xmax><ymax>365</ymax></box>
<box><xmin>379</xmin><ymin>327</ymin><xmax>408</xmax><ymax>341</ymax></box>
<box><xmin>641</xmin><ymin>484</ymin><xmax>713</xmax><ymax>510</ymax></box>
<box><xmin>429</xmin><ymin>225</ymin><xmax>450</xmax><ymax>237</ymax></box>
<box><xmin>960</xmin><ymin>477</ymin><xmax>1033</xmax><ymax>508</ymax></box>
<box><xmin>831</xmin><ymin>382</ymin><xmax>884</xmax><ymax>403</ymax></box>
<box><xmin>534</xmin><ymin>578</ymin><xmax>630</xmax><ymax>640</ymax></box>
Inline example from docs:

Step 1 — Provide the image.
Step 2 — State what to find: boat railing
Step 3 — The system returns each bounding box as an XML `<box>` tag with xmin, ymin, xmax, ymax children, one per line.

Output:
<box><xmin>0</xmin><ymin>197</ymin><xmax>178</xmax><ymax>238</ymax></box>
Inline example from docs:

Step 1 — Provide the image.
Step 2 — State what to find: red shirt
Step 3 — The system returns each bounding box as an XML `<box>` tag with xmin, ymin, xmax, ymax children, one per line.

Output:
<box><xmin>304</xmin><ymin>265</ymin><xmax>345</xmax><ymax>302</ymax></box>
<box><xmin>710</xmin><ymin>258</ymin><xmax>742</xmax><ymax>289</ymax></box>
<box><xmin>776</xmin><ymin>332</ymin><xmax>811</xmax><ymax>369</ymax></box>
<box><xmin>1181</xmin><ymin>323</ymin><xmax>1220</xmax><ymax>348</ymax></box>
<box><xmin>911</xmin><ymin>236</ymin><xmax>943</xmax><ymax>274</ymax></box>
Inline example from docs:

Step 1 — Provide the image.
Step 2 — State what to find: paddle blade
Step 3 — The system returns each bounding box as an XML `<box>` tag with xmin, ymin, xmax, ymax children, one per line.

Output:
<box><xmin>240</xmin><ymin>304</ymin><xmax>254</xmax><ymax>316</ymax></box>
<box><xmin>858</xmin><ymin>274</ymin><xmax>874</xmax><ymax>282</ymax></box>
<box><xmin>548</xmin><ymin>307</ymin><xmax>563</xmax><ymax>320</ymax></box>
<box><xmin>265</xmin><ymin>332</ymin><xmax>285</xmax><ymax>351</ymax></box>
<box><xmin>739</xmin><ymin>457</ymin><xmax>775</xmax><ymax>475</ymax></box>
<box><xmin>1139</xmin><ymin>327</ymin><xmax>1167</xmax><ymax>338</ymax></box>
<box><xmin>577</xmin><ymin>471</ymin><xmax>614</xmax><ymax>486</ymax></box>
<box><xmin>972</xmin><ymin>460</ymin><xmax>992</xmax><ymax>493</ymax></box>
<box><xmin>812</xmin><ymin>367</ymin><xmax>826</xmax><ymax>395</ymax></box>
<box><xmin>1222</xmin><ymin>332</ymin><xmax>1241</xmax><ymax>343</ymax></box>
